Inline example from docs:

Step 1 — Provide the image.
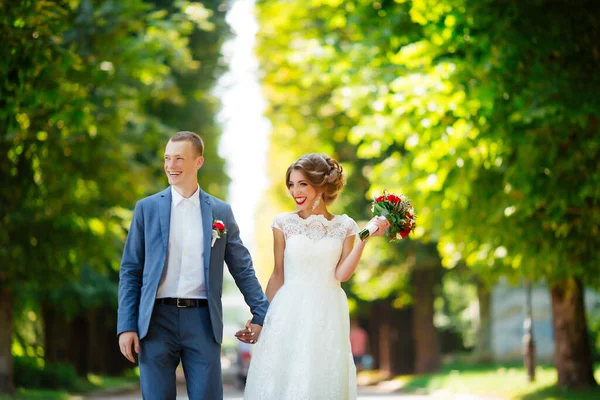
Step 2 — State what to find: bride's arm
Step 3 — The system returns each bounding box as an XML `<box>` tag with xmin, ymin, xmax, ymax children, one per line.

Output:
<box><xmin>265</xmin><ymin>228</ymin><xmax>285</xmax><ymax>302</ymax></box>
<box><xmin>334</xmin><ymin>238</ymin><xmax>366</xmax><ymax>282</ymax></box>
<box><xmin>335</xmin><ymin>217</ymin><xmax>390</xmax><ymax>282</ymax></box>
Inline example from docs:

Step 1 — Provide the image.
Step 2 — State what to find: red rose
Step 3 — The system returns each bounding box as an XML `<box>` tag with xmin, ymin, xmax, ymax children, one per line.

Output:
<box><xmin>387</xmin><ymin>194</ymin><xmax>401</xmax><ymax>204</ymax></box>
<box><xmin>375</xmin><ymin>195</ymin><xmax>385</xmax><ymax>203</ymax></box>
<box><xmin>400</xmin><ymin>227</ymin><xmax>411</xmax><ymax>238</ymax></box>
<box><xmin>213</xmin><ymin>222</ymin><xmax>225</xmax><ymax>230</ymax></box>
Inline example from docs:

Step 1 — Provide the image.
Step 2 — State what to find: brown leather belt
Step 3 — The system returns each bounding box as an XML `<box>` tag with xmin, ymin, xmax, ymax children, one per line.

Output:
<box><xmin>155</xmin><ymin>298</ymin><xmax>208</xmax><ymax>308</ymax></box>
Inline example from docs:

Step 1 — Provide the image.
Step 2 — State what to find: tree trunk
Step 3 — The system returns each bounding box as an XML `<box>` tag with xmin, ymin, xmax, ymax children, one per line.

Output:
<box><xmin>71</xmin><ymin>314</ymin><xmax>88</xmax><ymax>376</ymax></box>
<box><xmin>550</xmin><ymin>278</ymin><xmax>597</xmax><ymax>388</ymax></box>
<box><xmin>43</xmin><ymin>305</ymin><xmax>89</xmax><ymax>376</ymax></box>
<box><xmin>90</xmin><ymin>307</ymin><xmax>131</xmax><ymax>376</ymax></box>
<box><xmin>392</xmin><ymin>307</ymin><xmax>415</xmax><ymax>375</ymax></box>
<box><xmin>0</xmin><ymin>286</ymin><xmax>15</xmax><ymax>394</ymax></box>
<box><xmin>474</xmin><ymin>281</ymin><xmax>493</xmax><ymax>363</ymax></box>
<box><xmin>87</xmin><ymin>308</ymin><xmax>103</xmax><ymax>374</ymax></box>
<box><xmin>367</xmin><ymin>302</ymin><xmax>383</xmax><ymax>370</ymax></box>
<box><xmin>412</xmin><ymin>267</ymin><xmax>441</xmax><ymax>374</ymax></box>
<box><xmin>373</xmin><ymin>300</ymin><xmax>415</xmax><ymax>376</ymax></box>
<box><xmin>43</xmin><ymin>301</ymin><xmax>129</xmax><ymax>377</ymax></box>
<box><xmin>43</xmin><ymin>304</ymin><xmax>66</xmax><ymax>366</ymax></box>
<box><xmin>523</xmin><ymin>279</ymin><xmax>536</xmax><ymax>382</ymax></box>
<box><xmin>377</xmin><ymin>301</ymin><xmax>393</xmax><ymax>378</ymax></box>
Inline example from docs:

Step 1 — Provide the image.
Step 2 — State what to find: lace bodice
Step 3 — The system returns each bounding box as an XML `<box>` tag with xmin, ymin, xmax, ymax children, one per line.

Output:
<box><xmin>272</xmin><ymin>212</ymin><xmax>360</xmax><ymax>287</ymax></box>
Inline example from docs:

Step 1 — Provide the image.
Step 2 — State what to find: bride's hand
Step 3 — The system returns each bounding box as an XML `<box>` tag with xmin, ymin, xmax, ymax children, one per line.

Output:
<box><xmin>235</xmin><ymin>319</ymin><xmax>263</xmax><ymax>344</ymax></box>
<box><xmin>366</xmin><ymin>216</ymin><xmax>390</xmax><ymax>237</ymax></box>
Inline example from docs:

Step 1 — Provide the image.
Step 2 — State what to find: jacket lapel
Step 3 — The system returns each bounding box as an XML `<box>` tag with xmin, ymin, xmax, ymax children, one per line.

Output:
<box><xmin>158</xmin><ymin>187</ymin><xmax>172</xmax><ymax>250</ymax></box>
<box><xmin>200</xmin><ymin>190</ymin><xmax>213</xmax><ymax>278</ymax></box>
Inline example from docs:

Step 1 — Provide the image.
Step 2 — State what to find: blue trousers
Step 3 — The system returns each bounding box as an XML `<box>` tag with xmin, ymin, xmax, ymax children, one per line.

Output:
<box><xmin>139</xmin><ymin>304</ymin><xmax>222</xmax><ymax>400</ymax></box>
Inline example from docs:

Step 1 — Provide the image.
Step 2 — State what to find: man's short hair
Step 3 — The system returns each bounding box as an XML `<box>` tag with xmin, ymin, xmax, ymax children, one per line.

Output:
<box><xmin>169</xmin><ymin>131</ymin><xmax>204</xmax><ymax>156</ymax></box>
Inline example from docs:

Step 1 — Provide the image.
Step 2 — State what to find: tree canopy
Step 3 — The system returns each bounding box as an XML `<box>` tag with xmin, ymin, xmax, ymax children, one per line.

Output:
<box><xmin>1</xmin><ymin>0</ymin><xmax>230</xmax><ymax>291</ymax></box>
<box><xmin>254</xmin><ymin>0</ymin><xmax>600</xmax><ymax>288</ymax></box>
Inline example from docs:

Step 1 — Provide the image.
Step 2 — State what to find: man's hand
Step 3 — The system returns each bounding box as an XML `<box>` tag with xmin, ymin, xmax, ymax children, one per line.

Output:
<box><xmin>119</xmin><ymin>331</ymin><xmax>140</xmax><ymax>363</ymax></box>
<box><xmin>235</xmin><ymin>319</ymin><xmax>262</xmax><ymax>344</ymax></box>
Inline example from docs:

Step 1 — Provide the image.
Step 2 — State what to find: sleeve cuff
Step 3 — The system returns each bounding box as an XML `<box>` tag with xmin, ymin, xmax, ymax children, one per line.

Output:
<box><xmin>251</xmin><ymin>315</ymin><xmax>265</xmax><ymax>326</ymax></box>
<box><xmin>117</xmin><ymin>319</ymin><xmax>138</xmax><ymax>336</ymax></box>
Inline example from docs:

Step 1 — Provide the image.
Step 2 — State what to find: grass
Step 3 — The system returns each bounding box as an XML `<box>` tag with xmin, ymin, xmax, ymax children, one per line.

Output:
<box><xmin>0</xmin><ymin>373</ymin><xmax>139</xmax><ymax>400</ymax></box>
<box><xmin>0</xmin><ymin>389</ymin><xmax>71</xmax><ymax>400</ymax></box>
<box><xmin>385</xmin><ymin>362</ymin><xmax>600</xmax><ymax>399</ymax></box>
<box><xmin>74</xmin><ymin>374</ymin><xmax>139</xmax><ymax>393</ymax></box>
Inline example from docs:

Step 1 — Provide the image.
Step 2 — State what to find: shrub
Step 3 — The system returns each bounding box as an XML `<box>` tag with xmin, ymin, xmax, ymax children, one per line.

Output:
<box><xmin>14</xmin><ymin>356</ymin><xmax>79</xmax><ymax>390</ymax></box>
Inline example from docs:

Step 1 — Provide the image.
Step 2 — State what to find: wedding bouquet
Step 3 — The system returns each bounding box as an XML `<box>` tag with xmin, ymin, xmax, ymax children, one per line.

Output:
<box><xmin>358</xmin><ymin>190</ymin><xmax>416</xmax><ymax>241</ymax></box>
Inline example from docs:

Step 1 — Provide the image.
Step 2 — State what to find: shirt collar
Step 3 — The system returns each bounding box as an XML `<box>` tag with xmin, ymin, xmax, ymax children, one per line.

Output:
<box><xmin>171</xmin><ymin>185</ymin><xmax>201</xmax><ymax>207</ymax></box>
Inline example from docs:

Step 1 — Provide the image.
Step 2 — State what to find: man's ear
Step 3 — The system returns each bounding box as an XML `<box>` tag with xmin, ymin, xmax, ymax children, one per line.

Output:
<box><xmin>196</xmin><ymin>156</ymin><xmax>205</xmax><ymax>169</ymax></box>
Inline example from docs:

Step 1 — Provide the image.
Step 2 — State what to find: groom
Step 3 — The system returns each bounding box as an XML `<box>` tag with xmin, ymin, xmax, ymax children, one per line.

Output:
<box><xmin>117</xmin><ymin>131</ymin><xmax>268</xmax><ymax>399</ymax></box>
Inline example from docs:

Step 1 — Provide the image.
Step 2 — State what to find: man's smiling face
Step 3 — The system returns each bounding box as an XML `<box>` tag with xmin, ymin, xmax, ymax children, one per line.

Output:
<box><xmin>164</xmin><ymin>139</ymin><xmax>204</xmax><ymax>187</ymax></box>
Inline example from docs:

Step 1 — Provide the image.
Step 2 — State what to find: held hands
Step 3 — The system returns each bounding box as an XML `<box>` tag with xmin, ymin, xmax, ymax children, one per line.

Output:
<box><xmin>235</xmin><ymin>319</ymin><xmax>263</xmax><ymax>344</ymax></box>
<box><xmin>365</xmin><ymin>216</ymin><xmax>391</xmax><ymax>237</ymax></box>
<box><xmin>118</xmin><ymin>331</ymin><xmax>139</xmax><ymax>363</ymax></box>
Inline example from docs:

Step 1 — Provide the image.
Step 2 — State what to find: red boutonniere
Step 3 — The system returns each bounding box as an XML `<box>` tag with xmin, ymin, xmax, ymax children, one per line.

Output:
<box><xmin>211</xmin><ymin>219</ymin><xmax>227</xmax><ymax>247</ymax></box>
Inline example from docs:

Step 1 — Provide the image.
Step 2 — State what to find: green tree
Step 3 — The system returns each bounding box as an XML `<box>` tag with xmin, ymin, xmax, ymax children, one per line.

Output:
<box><xmin>0</xmin><ymin>0</ymin><xmax>227</xmax><ymax>391</ymax></box>
<box><xmin>145</xmin><ymin>0</ymin><xmax>231</xmax><ymax>197</ymax></box>
<box><xmin>254</xmin><ymin>0</ymin><xmax>443</xmax><ymax>375</ymax></box>
<box><xmin>254</xmin><ymin>0</ymin><xmax>599</xmax><ymax>387</ymax></box>
<box><xmin>342</xmin><ymin>0</ymin><xmax>600</xmax><ymax>388</ymax></box>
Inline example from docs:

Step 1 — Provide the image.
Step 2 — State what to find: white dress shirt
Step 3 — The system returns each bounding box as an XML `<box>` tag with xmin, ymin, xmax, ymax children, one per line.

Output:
<box><xmin>156</xmin><ymin>185</ymin><xmax>207</xmax><ymax>299</ymax></box>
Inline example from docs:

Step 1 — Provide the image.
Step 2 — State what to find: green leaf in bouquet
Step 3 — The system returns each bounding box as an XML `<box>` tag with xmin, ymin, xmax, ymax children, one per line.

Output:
<box><xmin>373</xmin><ymin>202</ymin><xmax>386</xmax><ymax>215</ymax></box>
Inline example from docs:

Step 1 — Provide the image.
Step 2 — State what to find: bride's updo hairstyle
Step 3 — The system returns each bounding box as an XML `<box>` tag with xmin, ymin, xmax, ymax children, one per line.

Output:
<box><xmin>285</xmin><ymin>153</ymin><xmax>346</xmax><ymax>205</ymax></box>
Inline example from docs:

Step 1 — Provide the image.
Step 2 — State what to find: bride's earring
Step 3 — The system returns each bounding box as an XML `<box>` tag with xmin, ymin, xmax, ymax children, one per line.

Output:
<box><xmin>312</xmin><ymin>196</ymin><xmax>321</xmax><ymax>211</ymax></box>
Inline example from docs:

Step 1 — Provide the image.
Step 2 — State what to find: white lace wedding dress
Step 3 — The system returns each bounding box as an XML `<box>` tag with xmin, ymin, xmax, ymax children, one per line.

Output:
<box><xmin>243</xmin><ymin>212</ymin><xmax>360</xmax><ymax>400</ymax></box>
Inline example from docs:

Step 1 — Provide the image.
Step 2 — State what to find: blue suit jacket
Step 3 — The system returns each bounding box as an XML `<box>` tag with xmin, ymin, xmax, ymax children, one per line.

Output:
<box><xmin>117</xmin><ymin>187</ymin><xmax>269</xmax><ymax>343</ymax></box>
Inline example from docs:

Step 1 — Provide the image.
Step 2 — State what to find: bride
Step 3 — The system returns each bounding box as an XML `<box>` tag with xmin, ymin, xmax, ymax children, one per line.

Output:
<box><xmin>238</xmin><ymin>153</ymin><xmax>390</xmax><ymax>399</ymax></box>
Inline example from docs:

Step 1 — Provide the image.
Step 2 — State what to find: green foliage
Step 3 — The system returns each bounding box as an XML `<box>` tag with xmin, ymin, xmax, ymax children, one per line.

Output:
<box><xmin>45</xmin><ymin>265</ymin><xmax>118</xmax><ymax>319</ymax></box>
<box><xmin>395</xmin><ymin>361</ymin><xmax>600</xmax><ymax>399</ymax></box>
<box><xmin>435</xmin><ymin>268</ymin><xmax>478</xmax><ymax>349</ymax></box>
<box><xmin>254</xmin><ymin>4</ymin><xmax>600</xmax><ymax>381</ymax></box>
<box><xmin>253</xmin><ymin>0</ymin><xmax>417</xmax><ymax>297</ymax></box>
<box><xmin>0</xmin><ymin>390</ymin><xmax>71</xmax><ymax>400</ymax></box>
<box><xmin>342</xmin><ymin>0</ymin><xmax>600</xmax><ymax>286</ymax></box>
<box><xmin>588</xmin><ymin>302</ymin><xmax>600</xmax><ymax>362</ymax></box>
<box><xmin>10</xmin><ymin>356</ymin><xmax>137</xmax><ymax>394</ymax></box>
<box><xmin>13</xmin><ymin>356</ymin><xmax>78</xmax><ymax>390</ymax></box>
<box><xmin>349</xmin><ymin>239</ymin><xmax>418</xmax><ymax>304</ymax></box>
<box><xmin>1</xmin><ymin>0</ymin><xmax>232</xmax><ymax>385</ymax></box>
<box><xmin>144</xmin><ymin>0</ymin><xmax>232</xmax><ymax>198</ymax></box>
<box><xmin>0</xmin><ymin>0</ymin><xmax>229</xmax><ymax>290</ymax></box>
<box><xmin>255</xmin><ymin>0</ymin><xmax>600</xmax><ymax>290</ymax></box>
